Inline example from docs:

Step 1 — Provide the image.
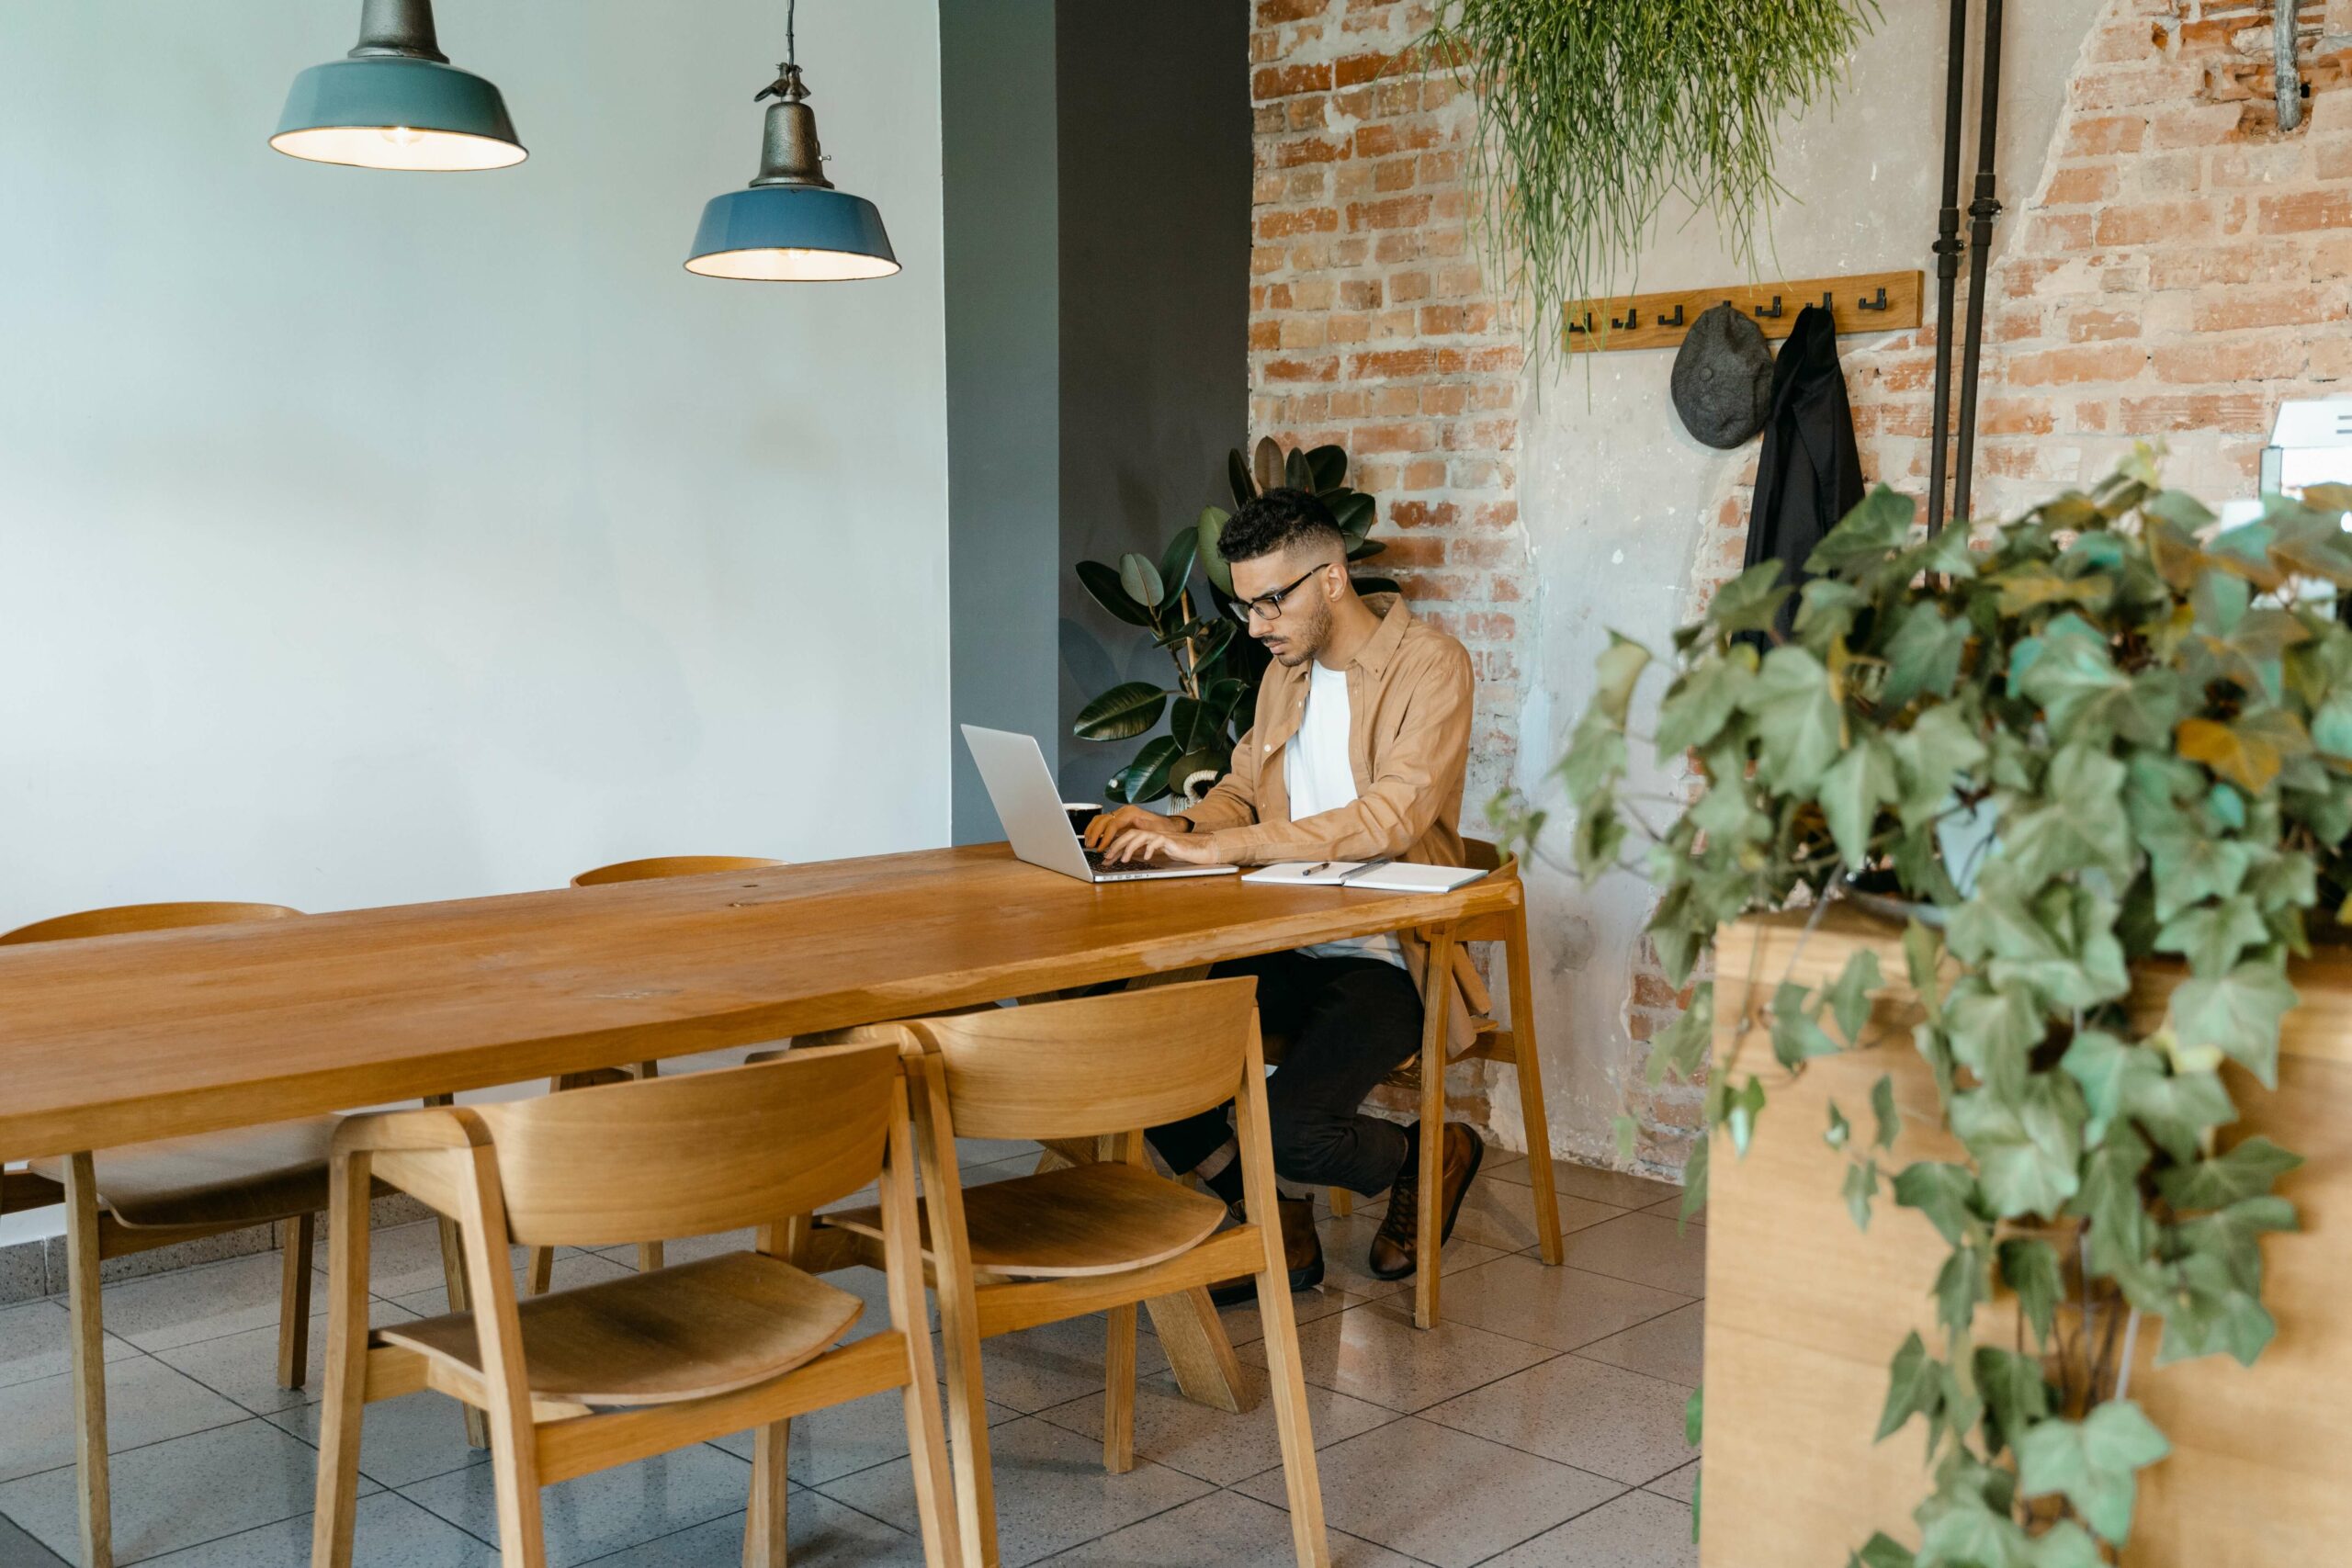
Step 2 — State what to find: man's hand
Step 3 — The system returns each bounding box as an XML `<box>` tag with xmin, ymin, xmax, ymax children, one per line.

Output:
<box><xmin>1099</xmin><ymin>821</ymin><xmax>1221</xmax><ymax>865</ymax></box>
<box><xmin>1082</xmin><ymin>804</ymin><xmax>1189</xmax><ymax>852</ymax></box>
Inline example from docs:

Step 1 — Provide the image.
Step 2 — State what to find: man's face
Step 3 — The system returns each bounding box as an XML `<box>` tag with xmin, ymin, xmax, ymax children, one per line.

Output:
<box><xmin>1229</xmin><ymin>546</ymin><xmax>1338</xmax><ymax>669</ymax></box>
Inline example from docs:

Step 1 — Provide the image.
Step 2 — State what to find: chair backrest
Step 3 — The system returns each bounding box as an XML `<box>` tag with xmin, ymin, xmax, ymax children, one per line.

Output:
<box><xmin>0</xmin><ymin>901</ymin><xmax>302</xmax><ymax>945</ymax></box>
<box><xmin>473</xmin><ymin>1043</ymin><xmax>897</xmax><ymax>1248</ymax></box>
<box><xmin>1463</xmin><ymin>837</ymin><xmax>1511</xmax><ymax>875</ymax></box>
<box><xmin>571</xmin><ymin>855</ymin><xmax>785</xmax><ymax>886</ymax></box>
<box><xmin>909</xmin><ymin>976</ymin><xmax>1258</xmax><ymax>1142</ymax></box>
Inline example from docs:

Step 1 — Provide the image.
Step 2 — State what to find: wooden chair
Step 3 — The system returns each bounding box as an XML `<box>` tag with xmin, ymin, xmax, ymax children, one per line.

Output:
<box><xmin>1311</xmin><ymin>837</ymin><xmax>1564</xmax><ymax>1329</ymax></box>
<box><xmin>0</xmin><ymin>903</ymin><xmax>339</xmax><ymax>1568</ymax></box>
<box><xmin>815</xmin><ymin>978</ymin><xmax>1329</xmax><ymax>1568</ymax></box>
<box><xmin>519</xmin><ymin>854</ymin><xmax>788</xmax><ymax>1291</ymax></box>
<box><xmin>311</xmin><ymin>1043</ymin><xmax>960</xmax><ymax>1568</ymax></box>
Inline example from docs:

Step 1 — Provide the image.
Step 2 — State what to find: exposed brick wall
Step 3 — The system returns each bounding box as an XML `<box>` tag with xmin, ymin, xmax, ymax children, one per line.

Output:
<box><xmin>1248</xmin><ymin>0</ymin><xmax>1527</xmax><ymax>1131</ymax></box>
<box><xmin>1624</xmin><ymin>0</ymin><xmax>2352</xmax><ymax>1167</ymax></box>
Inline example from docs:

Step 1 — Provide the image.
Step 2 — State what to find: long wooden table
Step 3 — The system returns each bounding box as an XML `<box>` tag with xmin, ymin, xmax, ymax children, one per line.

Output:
<box><xmin>0</xmin><ymin>842</ymin><xmax>1521</xmax><ymax>1415</ymax></box>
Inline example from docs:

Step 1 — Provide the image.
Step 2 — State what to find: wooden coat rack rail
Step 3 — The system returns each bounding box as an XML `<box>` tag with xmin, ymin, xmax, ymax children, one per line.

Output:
<box><xmin>1561</xmin><ymin>269</ymin><xmax>1922</xmax><ymax>354</ymax></box>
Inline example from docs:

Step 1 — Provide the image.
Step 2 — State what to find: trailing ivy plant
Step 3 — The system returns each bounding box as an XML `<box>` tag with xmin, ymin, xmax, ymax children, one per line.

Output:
<box><xmin>1419</xmin><ymin>0</ymin><xmax>1878</xmax><ymax>360</ymax></box>
<box><xmin>1070</xmin><ymin>438</ymin><xmax>1396</xmax><ymax>804</ymax></box>
<box><xmin>1498</xmin><ymin>451</ymin><xmax>2338</xmax><ymax>1564</ymax></box>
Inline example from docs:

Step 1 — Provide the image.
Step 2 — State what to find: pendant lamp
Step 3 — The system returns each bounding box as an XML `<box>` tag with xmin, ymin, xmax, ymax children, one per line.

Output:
<box><xmin>272</xmin><ymin>0</ymin><xmax>524</xmax><ymax>172</ymax></box>
<box><xmin>686</xmin><ymin>1</ymin><xmax>899</xmax><ymax>282</ymax></box>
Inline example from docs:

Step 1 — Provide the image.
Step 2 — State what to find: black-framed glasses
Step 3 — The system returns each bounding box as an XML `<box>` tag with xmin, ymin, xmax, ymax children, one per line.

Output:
<box><xmin>1224</xmin><ymin>566</ymin><xmax>1327</xmax><ymax>627</ymax></box>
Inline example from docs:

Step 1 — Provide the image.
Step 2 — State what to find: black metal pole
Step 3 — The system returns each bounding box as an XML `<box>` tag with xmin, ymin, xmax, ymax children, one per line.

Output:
<box><xmin>1951</xmin><ymin>0</ymin><xmax>2006</xmax><ymax>534</ymax></box>
<box><xmin>1925</xmin><ymin>0</ymin><xmax>1968</xmax><ymax>537</ymax></box>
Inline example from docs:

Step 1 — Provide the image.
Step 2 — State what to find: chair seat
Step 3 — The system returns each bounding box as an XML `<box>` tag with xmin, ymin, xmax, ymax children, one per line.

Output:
<box><xmin>378</xmin><ymin>1250</ymin><xmax>863</xmax><ymax>1407</ymax></box>
<box><xmin>30</xmin><ymin>1115</ymin><xmax>344</xmax><ymax>1230</ymax></box>
<box><xmin>825</xmin><ymin>1161</ymin><xmax>1227</xmax><ymax>1279</ymax></box>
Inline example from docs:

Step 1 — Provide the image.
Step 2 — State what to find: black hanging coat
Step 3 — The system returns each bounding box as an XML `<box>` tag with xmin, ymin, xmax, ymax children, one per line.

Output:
<box><xmin>1743</xmin><ymin>303</ymin><xmax>1864</xmax><ymax>639</ymax></box>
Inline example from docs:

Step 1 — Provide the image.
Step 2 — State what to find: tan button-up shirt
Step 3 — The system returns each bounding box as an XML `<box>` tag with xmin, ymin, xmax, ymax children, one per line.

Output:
<box><xmin>1182</xmin><ymin>593</ymin><xmax>1485</xmax><ymax>1048</ymax></box>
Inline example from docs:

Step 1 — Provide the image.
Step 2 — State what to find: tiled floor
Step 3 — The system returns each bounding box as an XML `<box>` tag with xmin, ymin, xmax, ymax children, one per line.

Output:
<box><xmin>0</xmin><ymin>1143</ymin><xmax>1702</xmax><ymax>1567</ymax></box>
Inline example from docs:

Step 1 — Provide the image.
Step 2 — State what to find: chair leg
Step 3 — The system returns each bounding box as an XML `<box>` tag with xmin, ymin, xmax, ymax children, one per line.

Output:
<box><xmin>636</xmin><ymin>1239</ymin><xmax>665</xmax><ymax>1273</ymax></box>
<box><xmin>278</xmin><ymin>1214</ymin><xmax>316</xmax><ymax>1390</ymax></box>
<box><xmin>312</xmin><ymin>1155</ymin><xmax>375</xmax><ymax>1568</ymax></box>
<box><xmin>436</xmin><ymin>1216</ymin><xmax>491</xmax><ymax>1450</ymax></box>
<box><xmin>1102</xmin><ymin>1303</ymin><xmax>1137</xmax><ymax>1474</ymax></box>
<box><xmin>525</xmin><ymin>1246</ymin><xmax>555</xmax><ymax>1296</ymax></box>
<box><xmin>742</xmin><ymin>1418</ymin><xmax>788</xmax><ymax>1568</ymax></box>
<box><xmin>1414</xmin><ymin>930</ymin><xmax>1457</xmax><ymax>1330</ymax></box>
<box><xmin>63</xmin><ymin>1154</ymin><xmax>113</xmax><ymax>1568</ymax></box>
<box><xmin>1505</xmin><ymin>919</ymin><xmax>1565</xmax><ymax>1265</ymax></box>
<box><xmin>889</xmin><ymin>1069</ymin><xmax>978</xmax><ymax>1568</ymax></box>
<box><xmin>1328</xmin><ymin>1188</ymin><xmax>1351</xmax><ymax>1218</ymax></box>
<box><xmin>1236</xmin><ymin>1019</ymin><xmax>1331</xmax><ymax>1568</ymax></box>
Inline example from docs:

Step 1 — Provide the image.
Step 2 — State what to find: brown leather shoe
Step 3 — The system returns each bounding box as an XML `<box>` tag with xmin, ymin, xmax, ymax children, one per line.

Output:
<box><xmin>1367</xmin><ymin>1122</ymin><xmax>1483</xmax><ymax>1280</ymax></box>
<box><xmin>1209</xmin><ymin>1196</ymin><xmax>1324</xmax><ymax>1307</ymax></box>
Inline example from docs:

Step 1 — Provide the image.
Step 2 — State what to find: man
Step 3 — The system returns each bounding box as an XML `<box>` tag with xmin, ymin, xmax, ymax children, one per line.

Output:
<box><xmin>1083</xmin><ymin>486</ymin><xmax>1484</xmax><ymax>1296</ymax></box>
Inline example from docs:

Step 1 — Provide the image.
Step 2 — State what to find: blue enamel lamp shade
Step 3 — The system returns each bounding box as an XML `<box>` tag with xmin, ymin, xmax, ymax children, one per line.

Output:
<box><xmin>272</xmin><ymin>56</ymin><xmax>525</xmax><ymax>171</ymax></box>
<box><xmin>685</xmin><ymin>185</ymin><xmax>899</xmax><ymax>281</ymax></box>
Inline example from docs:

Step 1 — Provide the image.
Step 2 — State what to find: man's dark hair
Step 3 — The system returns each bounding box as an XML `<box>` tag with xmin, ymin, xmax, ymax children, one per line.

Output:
<box><xmin>1216</xmin><ymin>487</ymin><xmax>1345</xmax><ymax>564</ymax></box>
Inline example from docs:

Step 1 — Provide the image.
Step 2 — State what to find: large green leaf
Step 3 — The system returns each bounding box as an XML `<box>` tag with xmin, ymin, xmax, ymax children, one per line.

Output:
<box><xmin>1328</xmin><ymin>490</ymin><xmax>1374</xmax><ymax>538</ymax></box>
<box><xmin>1893</xmin><ymin>1161</ymin><xmax>1984</xmax><ymax>1247</ymax></box>
<box><xmin>2166</xmin><ymin>960</ymin><xmax>2296</xmax><ymax>1089</ymax></box>
<box><xmin>1882</xmin><ymin>604</ymin><xmax>1970</xmax><ymax>708</ymax></box>
<box><xmin>2153</xmin><ymin>894</ymin><xmax>2268</xmax><ymax>978</ymax></box>
<box><xmin>1996</xmin><ymin>1236</ymin><xmax>2063</xmax><ymax>1347</ymax></box>
<box><xmin>1705</xmin><ymin>560</ymin><xmax>1794</xmax><ymax>637</ymax></box>
<box><xmin>1996</xmin><ymin>744</ymin><xmax>2133</xmax><ymax>885</ymax></box>
<box><xmin>2015</xmin><ymin>1401</ymin><xmax>2171</xmax><ymax>1544</ymax></box>
<box><xmin>1820</xmin><ymin>737</ymin><xmax>1897</xmax><ymax>866</ymax></box>
<box><xmin>1655</xmin><ymin>647</ymin><xmax>1756</xmax><ymax>755</ymax></box>
<box><xmin>1950</xmin><ymin>1077</ymin><xmax>2082</xmax><ymax>1221</ymax></box>
<box><xmin>2156</xmin><ymin>1135</ymin><xmax>2303</xmax><ymax>1211</ymax></box>
<box><xmin>1073</xmin><ymin>682</ymin><xmax>1169</xmax><ymax>741</ymax></box>
<box><xmin>1196</xmin><ymin>506</ymin><xmax>1235</xmax><ymax>593</ymax></box>
<box><xmin>1741</xmin><ymin>645</ymin><xmax>1844</xmax><ymax>793</ymax></box>
<box><xmin>2008</xmin><ymin>613</ymin><xmax>2131</xmax><ymax>743</ymax></box>
<box><xmin>1591</xmin><ymin>632</ymin><xmax>1652</xmax><ymax>726</ymax></box>
<box><xmin>1077</xmin><ymin>559</ymin><xmax>1154</xmax><ymax>627</ymax></box>
<box><xmin>1973</xmin><ymin>1346</ymin><xmax>2051</xmax><ymax>1454</ymax></box>
<box><xmin>1227</xmin><ymin>447</ymin><xmax>1256</xmax><ymax>509</ymax></box>
<box><xmin>1808</xmin><ymin>484</ymin><xmax>1916</xmax><ymax>578</ymax></box>
<box><xmin>1118</xmin><ymin>551</ymin><xmax>1166</xmax><ymax>610</ymax></box>
<box><xmin>1158</xmin><ymin>526</ymin><xmax>1199</xmax><ymax>603</ymax></box>
<box><xmin>1106</xmin><ymin>735</ymin><xmax>1181</xmax><ymax>805</ymax></box>
<box><xmin>1874</xmin><ymin>1331</ymin><xmax>1941</xmax><ymax>1441</ymax></box>
<box><xmin>1304</xmin><ymin>444</ymin><xmax>1348</xmax><ymax>491</ymax></box>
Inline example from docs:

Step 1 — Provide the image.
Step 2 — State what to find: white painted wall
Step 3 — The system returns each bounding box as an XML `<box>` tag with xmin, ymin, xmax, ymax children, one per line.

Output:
<box><xmin>1506</xmin><ymin>2</ymin><xmax>2105</xmax><ymax>1168</ymax></box>
<box><xmin>0</xmin><ymin>0</ymin><xmax>948</xmax><ymax>932</ymax></box>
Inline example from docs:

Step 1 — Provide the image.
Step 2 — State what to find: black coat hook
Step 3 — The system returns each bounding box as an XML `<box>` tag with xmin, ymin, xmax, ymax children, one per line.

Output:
<box><xmin>1565</xmin><ymin>310</ymin><xmax>1594</xmax><ymax>334</ymax></box>
<box><xmin>1657</xmin><ymin>303</ymin><xmax>1684</xmax><ymax>329</ymax></box>
<box><xmin>1611</xmin><ymin>305</ymin><xmax>1641</xmax><ymax>331</ymax></box>
<box><xmin>1857</xmin><ymin>286</ymin><xmax>1890</xmax><ymax>311</ymax></box>
<box><xmin>1753</xmin><ymin>295</ymin><xmax>1784</xmax><ymax>320</ymax></box>
<box><xmin>1819</xmin><ymin>290</ymin><xmax>1835</xmax><ymax>310</ymax></box>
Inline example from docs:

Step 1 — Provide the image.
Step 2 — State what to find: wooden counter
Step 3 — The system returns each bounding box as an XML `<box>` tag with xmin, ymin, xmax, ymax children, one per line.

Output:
<box><xmin>1701</xmin><ymin>908</ymin><xmax>2351</xmax><ymax>1567</ymax></box>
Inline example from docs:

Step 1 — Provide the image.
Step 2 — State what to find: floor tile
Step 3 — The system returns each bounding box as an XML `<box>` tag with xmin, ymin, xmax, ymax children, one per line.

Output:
<box><xmin>1440</xmin><ymin>1173</ymin><xmax>1622</xmax><ymax>1255</ymax></box>
<box><xmin>1242</xmin><ymin>1296</ymin><xmax>1555</xmax><ymax>1415</ymax></box>
<box><xmin>1555</xmin><ymin>1213</ymin><xmax>1707</xmax><ymax>1298</ymax></box>
<box><xmin>709</xmin><ymin>1384</ymin><xmax>1020</xmax><ymax>1486</ymax></box>
<box><xmin>572</xmin><ymin>1494</ymin><xmax>928</xmax><ymax>1567</ymax></box>
<box><xmin>401</xmin><ymin>1443</ymin><xmax>750</xmax><ymax>1568</ymax></box>
<box><xmin>341</xmin><ymin>1221</ymin><xmax>488</xmax><ymax>1303</ymax></box>
<box><xmin>1425</xmin><ymin>1357</ymin><xmax>1697</xmax><ymax>1487</ymax></box>
<box><xmin>956</xmin><ymin>1314</ymin><xmax>1169</xmax><ymax>1416</ymax></box>
<box><xmin>1490</xmin><ymin>1156</ymin><xmax>1685</xmax><ymax>1213</ymax></box>
<box><xmin>0</xmin><ymin>1510</ymin><xmax>68</xmax><ymax>1567</ymax></box>
<box><xmin>1643</xmin><ymin>1195</ymin><xmax>1707</xmax><ymax>1227</ymax></box>
<box><xmin>140</xmin><ymin>1490</ymin><xmax>494</xmax><ymax>1567</ymax></box>
<box><xmin>269</xmin><ymin>1389</ymin><xmax>490</xmax><ymax>1490</ymax></box>
<box><xmin>1203</xmin><ymin>1270</ymin><xmax>1381</xmax><ymax>1353</ymax></box>
<box><xmin>1430</xmin><ymin>1257</ymin><xmax>1693</xmax><ymax>1355</ymax></box>
<box><xmin>0</xmin><ymin>1416</ymin><xmax>377</xmax><ymax>1564</ymax></box>
<box><xmin>1575</xmin><ymin>1301</ymin><xmax>1703</xmax><ymax>1390</ymax></box>
<box><xmin>1478</xmin><ymin>1486</ymin><xmax>1697</xmax><ymax>1567</ymax></box>
<box><xmin>156</xmin><ymin>1298</ymin><xmax>417</xmax><ymax>1415</ymax></box>
<box><xmin>594</xmin><ymin>1228</ymin><xmax>755</xmax><ymax>1269</ymax></box>
<box><xmin>0</xmin><ymin>1300</ymin><xmax>139</xmax><ymax>1392</ymax></box>
<box><xmin>1031</xmin><ymin>1362</ymin><xmax>1400</xmax><ymax>1486</ymax></box>
<box><xmin>1039</xmin><ymin>1487</ymin><xmax>1416</xmax><ymax>1566</ymax></box>
<box><xmin>0</xmin><ymin>1245</ymin><xmax>49</xmax><ymax>1311</ymax></box>
<box><xmin>1317</xmin><ymin>1211</ymin><xmax>1506</xmax><ymax>1303</ymax></box>
<box><xmin>90</xmin><ymin>1251</ymin><xmax>322</xmax><ymax>1353</ymax></box>
<box><xmin>958</xmin><ymin>1138</ymin><xmax>1041</xmax><ymax>1170</ymax></box>
<box><xmin>818</xmin><ymin>1415</ymin><xmax>1212</xmax><ymax>1567</ymax></box>
<box><xmin>1645</xmin><ymin>1459</ymin><xmax>1700</xmax><ymax>1505</ymax></box>
<box><xmin>1233</xmin><ymin>1416</ymin><xmax>1623</xmax><ymax>1568</ymax></box>
<box><xmin>0</xmin><ymin>1355</ymin><xmax>251</xmax><ymax>1483</ymax></box>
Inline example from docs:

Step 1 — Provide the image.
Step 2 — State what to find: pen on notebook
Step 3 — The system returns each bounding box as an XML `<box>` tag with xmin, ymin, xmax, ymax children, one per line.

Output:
<box><xmin>1339</xmin><ymin>858</ymin><xmax>1392</xmax><ymax>884</ymax></box>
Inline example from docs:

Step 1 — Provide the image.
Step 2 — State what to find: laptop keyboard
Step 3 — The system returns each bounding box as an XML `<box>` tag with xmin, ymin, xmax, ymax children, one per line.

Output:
<box><xmin>1083</xmin><ymin>847</ymin><xmax>1186</xmax><ymax>874</ymax></box>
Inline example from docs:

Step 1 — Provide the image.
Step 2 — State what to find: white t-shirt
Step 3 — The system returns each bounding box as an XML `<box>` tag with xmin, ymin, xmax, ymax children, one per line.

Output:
<box><xmin>1284</xmin><ymin>661</ymin><xmax>1405</xmax><ymax>967</ymax></box>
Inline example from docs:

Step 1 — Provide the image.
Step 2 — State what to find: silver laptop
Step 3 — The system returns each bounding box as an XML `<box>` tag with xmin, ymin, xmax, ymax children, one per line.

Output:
<box><xmin>961</xmin><ymin>725</ymin><xmax>1238</xmax><ymax>883</ymax></box>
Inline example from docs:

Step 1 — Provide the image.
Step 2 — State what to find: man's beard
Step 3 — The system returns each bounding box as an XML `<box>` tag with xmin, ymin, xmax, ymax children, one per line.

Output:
<box><xmin>1266</xmin><ymin>599</ymin><xmax>1331</xmax><ymax>666</ymax></box>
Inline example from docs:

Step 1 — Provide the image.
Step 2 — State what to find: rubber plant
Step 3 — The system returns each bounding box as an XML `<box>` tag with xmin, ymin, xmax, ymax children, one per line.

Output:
<box><xmin>1070</xmin><ymin>438</ymin><xmax>1396</xmax><ymax>805</ymax></box>
<box><xmin>1419</xmin><ymin>0</ymin><xmax>1879</xmax><ymax>359</ymax></box>
<box><xmin>1498</xmin><ymin>450</ymin><xmax>2335</xmax><ymax>1563</ymax></box>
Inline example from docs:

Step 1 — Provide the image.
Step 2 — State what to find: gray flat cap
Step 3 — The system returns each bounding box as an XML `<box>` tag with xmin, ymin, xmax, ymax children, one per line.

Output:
<box><xmin>1670</xmin><ymin>302</ymin><xmax>1773</xmax><ymax>448</ymax></box>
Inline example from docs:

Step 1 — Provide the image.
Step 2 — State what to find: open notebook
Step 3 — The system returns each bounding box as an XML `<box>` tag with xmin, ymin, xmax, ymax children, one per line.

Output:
<box><xmin>1241</xmin><ymin>860</ymin><xmax>1487</xmax><ymax>893</ymax></box>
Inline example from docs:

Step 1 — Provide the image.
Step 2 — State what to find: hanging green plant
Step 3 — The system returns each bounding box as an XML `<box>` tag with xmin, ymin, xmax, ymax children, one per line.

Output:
<box><xmin>1419</xmin><ymin>0</ymin><xmax>1879</xmax><ymax>358</ymax></box>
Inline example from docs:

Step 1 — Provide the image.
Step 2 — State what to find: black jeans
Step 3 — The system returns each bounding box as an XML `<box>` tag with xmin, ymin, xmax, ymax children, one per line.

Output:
<box><xmin>1148</xmin><ymin>949</ymin><xmax>1423</xmax><ymax>1198</ymax></box>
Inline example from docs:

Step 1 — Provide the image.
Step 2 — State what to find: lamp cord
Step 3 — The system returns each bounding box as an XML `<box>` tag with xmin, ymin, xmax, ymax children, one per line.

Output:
<box><xmin>787</xmin><ymin>0</ymin><xmax>797</xmax><ymax>72</ymax></box>
<box><xmin>757</xmin><ymin>0</ymin><xmax>808</xmax><ymax>104</ymax></box>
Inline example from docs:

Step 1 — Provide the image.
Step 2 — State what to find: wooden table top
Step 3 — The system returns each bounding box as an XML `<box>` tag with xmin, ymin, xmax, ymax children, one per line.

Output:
<box><xmin>0</xmin><ymin>843</ymin><xmax>1517</xmax><ymax>1160</ymax></box>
